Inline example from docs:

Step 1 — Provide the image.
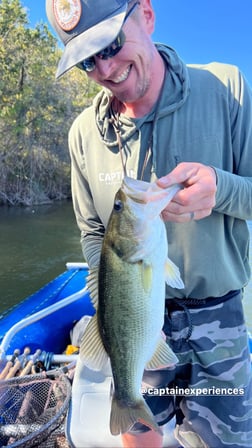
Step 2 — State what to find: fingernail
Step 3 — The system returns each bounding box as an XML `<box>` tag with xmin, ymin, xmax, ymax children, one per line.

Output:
<box><xmin>157</xmin><ymin>177</ymin><xmax>168</xmax><ymax>187</ymax></box>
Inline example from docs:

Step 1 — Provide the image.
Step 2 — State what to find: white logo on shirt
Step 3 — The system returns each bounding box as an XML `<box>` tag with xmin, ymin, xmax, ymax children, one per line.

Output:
<box><xmin>99</xmin><ymin>169</ymin><xmax>136</xmax><ymax>185</ymax></box>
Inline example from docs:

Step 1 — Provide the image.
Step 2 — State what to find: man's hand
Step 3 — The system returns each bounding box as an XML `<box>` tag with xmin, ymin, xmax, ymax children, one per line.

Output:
<box><xmin>157</xmin><ymin>162</ymin><xmax>217</xmax><ymax>222</ymax></box>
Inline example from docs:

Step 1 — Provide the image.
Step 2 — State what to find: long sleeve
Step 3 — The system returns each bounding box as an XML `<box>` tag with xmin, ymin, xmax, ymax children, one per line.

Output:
<box><xmin>214</xmin><ymin>72</ymin><xmax>252</xmax><ymax>219</ymax></box>
<box><xmin>69</xmin><ymin>115</ymin><xmax>105</xmax><ymax>268</ymax></box>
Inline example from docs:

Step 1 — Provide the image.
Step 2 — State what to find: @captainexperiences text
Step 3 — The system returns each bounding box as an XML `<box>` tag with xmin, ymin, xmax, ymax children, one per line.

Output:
<box><xmin>141</xmin><ymin>386</ymin><xmax>245</xmax><ymax>396</ymax></box>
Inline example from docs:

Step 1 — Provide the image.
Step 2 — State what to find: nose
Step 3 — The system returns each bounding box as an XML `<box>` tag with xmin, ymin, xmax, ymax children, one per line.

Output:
<box><xmin>94</xmin><ymin>56</ymin><xmax>115</xmax><ymax>78</ymax></box>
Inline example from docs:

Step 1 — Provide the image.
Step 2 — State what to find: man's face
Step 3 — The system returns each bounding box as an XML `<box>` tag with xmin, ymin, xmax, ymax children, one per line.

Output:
<box><xmin>86</xmin><ymin>1</ymin><xmax>157</xmax><ymax>107</ymax></box>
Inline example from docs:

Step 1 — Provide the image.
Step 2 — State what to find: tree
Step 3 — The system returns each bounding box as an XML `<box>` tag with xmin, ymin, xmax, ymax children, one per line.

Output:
<box><xmin>0</xmin><ymin>0</ymin><xmax>100</xmax><ymax>205</ymax></box>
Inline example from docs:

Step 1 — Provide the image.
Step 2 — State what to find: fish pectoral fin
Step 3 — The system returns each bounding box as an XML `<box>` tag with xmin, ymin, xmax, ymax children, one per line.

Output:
<box><xmin>145</xmin><ymin>336</ymin><xmax>178</xmax><ymax>370</ymax></box>
<box><xmin>141</xmin><ymin>262</ymin><xmax>153</xmax><ymax>293</ymax></box>
<box><xmin>110</xmin><ymin>397</ymin><xmax>162</xmax><ymax>436</ymax></box>
<box><xmin>87</xmin><ymin>267</ymin><xmax>99</xmax><ymax>309</ymax></box>
<box><xmin>80</xmin><ymin>313</ymin><xmax>108</xmax><ymax>371</ymax></box>
<box><xmin>165</xmin><ymin>258</ymin><xmax>184</xmax><ymax>289</ymax></box>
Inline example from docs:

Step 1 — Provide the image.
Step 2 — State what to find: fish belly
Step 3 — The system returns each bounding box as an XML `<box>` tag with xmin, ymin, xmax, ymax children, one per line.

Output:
<box><xmin>98</xmin><ymin>250</ymin><xmax>165</xmax><ymax>435</ymax></box>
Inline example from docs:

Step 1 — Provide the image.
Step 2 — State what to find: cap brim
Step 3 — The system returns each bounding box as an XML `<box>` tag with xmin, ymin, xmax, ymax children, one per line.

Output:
<box><xmin>56</xmin><ymin>6</ymin><xmax>127</xmax><ymax>78</ymax></box>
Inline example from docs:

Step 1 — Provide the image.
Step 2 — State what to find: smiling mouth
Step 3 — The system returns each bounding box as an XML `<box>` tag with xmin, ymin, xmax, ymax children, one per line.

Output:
<box><xmin>111</xmin><ymin>65</ymin><xmax>131</xmax><ymax>84</ymax></box>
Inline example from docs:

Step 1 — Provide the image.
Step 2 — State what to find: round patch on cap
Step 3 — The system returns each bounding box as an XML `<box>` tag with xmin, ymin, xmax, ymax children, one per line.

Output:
<box><xmin>53</xmin><ymin>0</ymin><xmax>82</xmax><ymax>31</ymax></box>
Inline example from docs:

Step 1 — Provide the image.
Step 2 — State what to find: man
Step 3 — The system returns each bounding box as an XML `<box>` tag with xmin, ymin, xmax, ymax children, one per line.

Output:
<box><xmin>46</xmin><ymin>1</ymin><xmax>252</xmax><ymax>446</ymax></box>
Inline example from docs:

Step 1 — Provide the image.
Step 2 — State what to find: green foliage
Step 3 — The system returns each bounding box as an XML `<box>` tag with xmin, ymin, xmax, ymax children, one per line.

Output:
<box><xmin>0</xmin><ymin>0</ymin><xmax>100</xmax><ymax>205</ymax></box>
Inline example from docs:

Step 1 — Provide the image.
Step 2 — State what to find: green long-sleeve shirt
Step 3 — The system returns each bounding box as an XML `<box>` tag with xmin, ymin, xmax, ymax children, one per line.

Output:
<box><xmin>69</xmin><ymin>44</ymin><xmax>252</xmax><ymax>299</ymax></box>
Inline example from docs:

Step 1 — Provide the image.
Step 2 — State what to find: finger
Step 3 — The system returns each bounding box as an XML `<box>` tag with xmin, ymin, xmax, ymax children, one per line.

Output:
<box><xmin>172</xmin><ymin>176</ymin><xmax>216</xmax><ymax>204</ymax></box>
<box><xmin>162</xmin><ymin>208</ymin><xmax>212</xmax><ymax>223</ymax></box>
<box><xmin>167</xmin><ymin>193</ymin><xmax>216</xmax><ymax>215</ymax></box>
<box><xmin>157</xmin><ymin>163</ymin><xmax>217</xmax><ymax>191</ymax></box>
<box><xmin>157</xmin><ymin>162</ymin><xmax>200</xmax><ymax>188</ymax></box>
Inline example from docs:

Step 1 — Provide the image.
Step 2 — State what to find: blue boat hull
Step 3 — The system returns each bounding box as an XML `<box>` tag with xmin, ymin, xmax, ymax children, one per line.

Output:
<box><xmin>0</xmin><ymin>265</ymin><xmax>95</xmax><ymax>355</ymax></box>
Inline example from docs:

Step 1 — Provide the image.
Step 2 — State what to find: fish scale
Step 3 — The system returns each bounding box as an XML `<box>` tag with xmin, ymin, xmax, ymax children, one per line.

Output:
<box><xmin>80</xmin><ymin>176</ymin><xmax>184</xmax><ymax>435</ymax></box>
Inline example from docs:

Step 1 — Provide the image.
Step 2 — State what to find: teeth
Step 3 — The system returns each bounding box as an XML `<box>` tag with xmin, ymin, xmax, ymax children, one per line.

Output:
<box><xmin>113</xmin><ymin>66</ymin><xmax>130</xmax><ymax>83</ymax></box>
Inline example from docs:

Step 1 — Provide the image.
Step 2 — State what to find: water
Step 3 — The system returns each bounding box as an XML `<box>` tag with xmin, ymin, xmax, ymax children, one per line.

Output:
<box><xmin>0</xmin><ymin>204</ymin><xmax>251</xmax><ymax>331</ymax></box>
<box><xmin>0</xmin><ymin>201</ymin><xmax>83</xmax><ymax>314</ymax></box>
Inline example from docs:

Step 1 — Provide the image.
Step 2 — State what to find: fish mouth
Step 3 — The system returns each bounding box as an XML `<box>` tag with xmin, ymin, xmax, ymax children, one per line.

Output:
<box><xmin>123</xmin><ymin>176</ymin><xmax>170</xmax><ymax>203</ymax></box>
<box><xmin>122</xmin><ymin>176</ymin><xmax>182</xmax><ymax>209</ymax></box>
<box><xmin>122</xmin><ymin>177</ymin><xmax>151</xmax><ymax>203</ymax></box>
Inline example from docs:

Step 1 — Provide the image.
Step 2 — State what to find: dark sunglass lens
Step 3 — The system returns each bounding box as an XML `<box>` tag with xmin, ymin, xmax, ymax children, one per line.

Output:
<box><xmin>82</xmin><ymin>57</ymin><xmax>96</xmax><ymax>72</ymax></box>
<box><xmin>97</xmin><ymin>31</ymin><xmax>126</xmax><ymax>60</ymax></box>
<box><xmin>76</xmin><ymin>29</ymin><xmax>126</xmax><ymax>70</ymax></box>
<box><xmin>77</xmin><ymin>57</ymin><xmax>95</xmax><ymax>72</ymax></box>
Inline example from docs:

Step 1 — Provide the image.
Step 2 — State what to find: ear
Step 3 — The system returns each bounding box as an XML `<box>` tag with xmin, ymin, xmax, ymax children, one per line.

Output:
<box><xmin>140</xmin><ymin>0</ymin><xmax>155</xmax><ymax>34</ymax></box>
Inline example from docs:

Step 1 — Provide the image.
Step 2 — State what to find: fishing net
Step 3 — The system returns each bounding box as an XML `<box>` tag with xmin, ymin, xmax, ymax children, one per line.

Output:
<box><xmin>0</xmin><ymin>372</ymin><xmax>71</xmax><ymax>447</ymax></box>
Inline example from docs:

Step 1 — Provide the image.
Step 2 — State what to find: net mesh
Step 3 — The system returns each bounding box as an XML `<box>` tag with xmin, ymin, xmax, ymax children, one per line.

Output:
<box><xmin>0</xmin><ymin>373</ymin><xmax>71</xmax><ymax>447</ymax></box>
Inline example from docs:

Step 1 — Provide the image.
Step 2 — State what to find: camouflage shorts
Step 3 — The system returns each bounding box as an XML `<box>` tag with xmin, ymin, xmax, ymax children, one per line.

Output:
<box><xmin>133</xmin><ymin>290</ymin><xmax>252</xmax><ymax>448</ymax></box>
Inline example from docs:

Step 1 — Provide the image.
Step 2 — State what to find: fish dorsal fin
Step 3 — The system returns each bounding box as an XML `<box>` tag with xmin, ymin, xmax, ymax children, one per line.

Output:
<box><xmin>87</xmin><ymin>267</ymin><xmax>99</xmax><ymax>310</ymax></box>
<box><xmin>141</xmin><ymin>262</ymin><xmax>153</xmax><ymax>293</ymax></box>
<box><xmin>165</xmin><ymin>258</ymin><xmax>184</xmax><ymax>289</ymax></box>
<box><xmin>145</xmin><ymin>335</ymin><xmax>178</xmax><ymax>370</ymax></box>
<box><xmin>80</xmin><ymin>313</ymin><xmax>108</xmax><ymax>371</ymax></box>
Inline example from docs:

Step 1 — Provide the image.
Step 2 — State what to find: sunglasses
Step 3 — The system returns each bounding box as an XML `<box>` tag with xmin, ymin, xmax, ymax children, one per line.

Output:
<box><xmin>77</xmin><ymin>1</ymin><xmax>139</xmax><ymax>73</ymax></box>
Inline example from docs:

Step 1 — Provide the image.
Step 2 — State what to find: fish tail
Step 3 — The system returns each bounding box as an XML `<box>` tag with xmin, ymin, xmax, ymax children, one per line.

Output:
<box><xmin>110</xmin><ymin>396</ymin><xmax>163</xmax><ymax>436</ymax></box>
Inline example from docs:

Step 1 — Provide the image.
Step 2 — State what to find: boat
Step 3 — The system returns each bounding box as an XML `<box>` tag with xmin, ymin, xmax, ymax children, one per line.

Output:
<box><xmin>0</xmin><ymin>263</ymin><xmax>94</xmax><ymax>358</ymax></box>
<box><xmin>0</xmin><ymin>262</ymin><xmax>251</xmax><ymax>448</ymax></box>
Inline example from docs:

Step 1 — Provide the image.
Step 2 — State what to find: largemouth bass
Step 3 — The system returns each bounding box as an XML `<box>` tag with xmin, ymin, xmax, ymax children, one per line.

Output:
<box><xmin>80</xmin><ymin>176</ymin><xmax>184</xmax><ymax>435</ymax></box>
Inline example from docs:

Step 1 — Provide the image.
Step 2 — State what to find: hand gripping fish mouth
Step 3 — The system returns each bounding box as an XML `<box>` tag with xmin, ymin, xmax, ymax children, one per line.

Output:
<box><xmin>80</xmin><ymin>175</ymin><xmax>184</xmax><ymax>436</ymax></box>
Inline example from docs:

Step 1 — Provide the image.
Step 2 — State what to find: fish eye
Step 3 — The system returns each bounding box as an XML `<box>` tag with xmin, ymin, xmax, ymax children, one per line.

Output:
<box><xmin>114</xmin><ymin>200</ymin><xmax>123</xmax><ymax>212</ymax></box>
